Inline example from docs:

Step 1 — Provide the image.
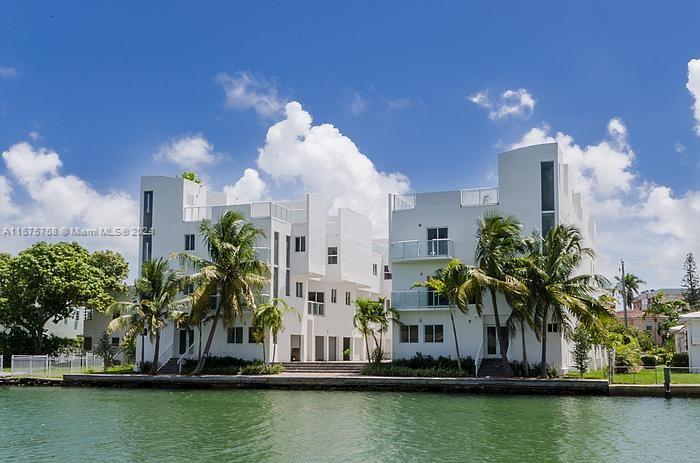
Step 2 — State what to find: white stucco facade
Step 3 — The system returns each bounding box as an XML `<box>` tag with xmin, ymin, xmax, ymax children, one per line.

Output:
<box><xmin>388</xmin><ymin>142</ymin><xmax>600</xmax><ymax>374</ymax></box>
<box><xmin>679</xmin><ymin>312</ymin><xmax>700</xmax><ymax>372</ymax></box>
<box><xmin>136</xmin><ymin>176</ymin><xmax>391</xmax><ymax>369</ymax></box>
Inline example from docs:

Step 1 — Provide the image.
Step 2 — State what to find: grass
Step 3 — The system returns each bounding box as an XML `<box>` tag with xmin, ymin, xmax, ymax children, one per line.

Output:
<box><xmin>566</xmin><ymin>367</ymin><xmax>700</xmax><ymax>384</ymax></box>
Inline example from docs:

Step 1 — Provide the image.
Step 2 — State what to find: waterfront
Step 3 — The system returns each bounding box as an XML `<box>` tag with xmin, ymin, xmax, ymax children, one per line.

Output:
<box><xmin>1</xmin><ymin>388</ymin><xmax>699</xmax><ymax>462</ymax></box>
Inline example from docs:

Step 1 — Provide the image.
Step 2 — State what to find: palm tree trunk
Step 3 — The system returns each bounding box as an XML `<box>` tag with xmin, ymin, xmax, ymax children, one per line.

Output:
<box><xmin>364</xmin><ymin>334</ymin><xmax>371</xmax><ymax>365</ymax></box>
<box><xmin>272</xmin><ymin>332</ymin><xmax>277</xmax><ymax>363</ymax></box>
<box><xmin>540</xmin><ymin>304</ymin><xmax>549</xmax><ymax>378</ymax></box>
<box><xmin>521</xmin><ymin>322</ymin><xmax>529</xmax><ymax>377</ymax></box>
<box><xmin>490</xmin><ymin>288</ymin><xmax>513</xmax><ymax>376</ymax></box>
<box><xmin>140</xmin><ymin>333</ymin><xmax>145</xmax><ymax>372</ymax></box>
<box><xmin>448</xmin><ymin>307</ymin><xmax>463</xmax><ymax>371</ymax></box>
<box><xmin>261</xmin><ymin>335</ymin><xmax>266</xmax><ymax>363</ymax></box>
<box><xmin>150</xmin><ymin>332</ymin><xmax>160</xmax><ymax>375</ymax></box>
<box><xmin>192</xmin><ymin>306</ymin><xmax>222</xmax><ymax>375</ymax></box>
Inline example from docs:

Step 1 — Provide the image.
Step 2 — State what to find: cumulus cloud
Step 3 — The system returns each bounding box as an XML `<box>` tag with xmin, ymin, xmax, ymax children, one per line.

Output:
<box><xmin>0</xmin><ymin>66</ymin><xmax>18</xmax><ymax>78</ymax></box>
<box><xmin>223</xmin><ymin>168</ymin><xmax>268</xmax><ymax>204</ymax></box>
<box><xmin>256</xmin><ymin>101</ymin><xmax>411</xmax><ymax>235</ymax></box>
<box><xmin>217</xmin><ymin>71</ymin><xmax>286</xmax><ymax>118</ymax></box>
<box><xmin>687</xmin><ymin>59</ymin><xmax>700</xmax><ymax>135</ymax></box>
<box><xmin>155</xmin><ymin>135</ymin><xmax>219</xmax><ymax>169</ymax></box>
<box><xmin>1</xmin><ymin>142</ymin><xmax>139</xmax><ymax>269</ymax></box>
<box><xmin>469</xmin><ymin>88</ymin><xmax>536</xmax><ymax>120</ymax></box>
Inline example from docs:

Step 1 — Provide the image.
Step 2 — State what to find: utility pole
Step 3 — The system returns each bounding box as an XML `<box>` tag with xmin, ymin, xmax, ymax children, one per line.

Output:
<box><xmin>621</xmin><ymin>259</ymin><xmax>628</xmax><ymax>330</ymax></box>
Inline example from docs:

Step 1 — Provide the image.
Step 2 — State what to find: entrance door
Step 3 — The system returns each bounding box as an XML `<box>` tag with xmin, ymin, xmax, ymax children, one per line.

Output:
<box><xmin>328</xmin><ymin>337</ymin><xmax>337</xmax><ymax>361</ymax></box>
<box><xmin>290</xmin><ymin>335</ymin><xmax>301</xmax><ymax>362</ymax></box>
<box><xmin>343</xmin><ymin>337</ymin><xmax>351</xmax><ymax>361</ymax></box>
<box><xmin>485</xmin><ymin>326</ymin><xmax>509</xmax><ymax>357</ymax></box>
<box><xmin>179</xmin><ymin>329</ymin><xmax>194</xmax><ymax>355</ymax></box>
<box><xmin>315</xmin><ymin>336</ymin><xmax>325</xmax><ymax>361</ymax></box>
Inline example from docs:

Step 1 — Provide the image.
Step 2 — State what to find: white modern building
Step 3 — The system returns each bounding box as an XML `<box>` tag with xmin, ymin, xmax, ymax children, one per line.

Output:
<box><xmin>388</xmin><ymin>142</ymin><xmax>601</xmax><ymax>375</ymax></box>
<box><xmin>137</xmin><ymin>176</ymin><xmax>391</xmax><ymax>370</ymax></box>
<box><xmin>679</xmin><ymin>312</ymin><xmax>700</xmax><ymax>372</ymax></box>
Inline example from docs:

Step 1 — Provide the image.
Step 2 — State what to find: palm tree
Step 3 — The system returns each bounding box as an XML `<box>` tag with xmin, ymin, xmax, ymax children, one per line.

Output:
<box><xmin>353</xmin><ymin>298</ymin><xmax>379</xmax><ymax>364</ymax></box>
<box><xmin>414</xmin><ymin>259</ymin><xmax>482</xmax><ymax>371</ymax></box>
<box><xmin>178</xmin><ymin>211</ymin><xmax>269</xmax><ymax>375</ymax></box>
<box><xmin>471</xmin><ymin>211</ymin><xmax>525</xmax><ymax>376</ymax></box>
<box><xmin>524</xmin><ymin>224</ymin><xmax>608</xmax><ymax>377</ymax></box>
<box><xmin>614</xmin><ymin>273</ymin><xmax>646</xmax><ymax>308</ymax></box>
<box><xmin>252</xmin><ymin>298</ymin><xmax>300</xmax><ymax>363</ymax></box>
<box><xmin>373</xmin><ymin>298</ymin><xmax>400</xmax><ymax>360</ymax></box>
<box><xmin>107</xmin><ymin>258</ymin><xmax>189</xmax><ymax>375</ymax></box>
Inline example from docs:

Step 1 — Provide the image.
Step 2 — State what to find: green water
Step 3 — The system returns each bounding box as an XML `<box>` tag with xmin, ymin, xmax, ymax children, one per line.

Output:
<box><xmin>1</xmin><ymin>388</ymin><xmax>698</xmax><ymax>462</ymax></box>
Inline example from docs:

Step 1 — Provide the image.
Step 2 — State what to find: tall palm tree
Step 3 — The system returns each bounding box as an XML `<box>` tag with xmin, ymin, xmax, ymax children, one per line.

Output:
<box><xmin>178</xmin><ymin>211</ymin><xmax>269</xmax><ymax>375</ymax></box>
<box><xmin>252</xmin><ymin>298</ymin><xmax>300</xmax><ymax>363</ymax></box>
<box><xmin>471</xmin><ymin>211</ymin><xmax>525</xmax><ymax>376</ymax></box>
<box><xmin>524</xmin><ymin>224</ymin><xmax>608</xmax><ymax>377</ymax></box>
<box><xmin>414</xmin><ymin>259</ymin><xmax>482</xmax><ymax>371</ymax></box>
<box><xmin>353</xmin><ymin>298</ymin><xmax>380</xmax><ymax>364</ymax></box>
<box><xmin>107</xmin><ymin>258</ymin><xmax>189</xmax><ymax>375</ymax></box>
<box><xmin>373</xmin><ymin>298</ymin><xmax>400</xmax><ymax>360</ymax></box>
<box><xmin>614</xmin><ymin>273</ymin><xmax>646</xmax><ymax>308</ymax></box>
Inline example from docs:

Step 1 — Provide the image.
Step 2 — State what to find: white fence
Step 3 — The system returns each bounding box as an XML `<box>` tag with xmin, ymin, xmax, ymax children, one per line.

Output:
<box><xmin>10</xmin><ymin>354</ymin><xmax>104</xmax><ymax>377</ymax></box>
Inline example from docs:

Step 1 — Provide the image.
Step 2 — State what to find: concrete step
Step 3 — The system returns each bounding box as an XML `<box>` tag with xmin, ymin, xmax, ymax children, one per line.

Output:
<box><xmin>477</xmin><ymin>358</ymin><xmax>508</xmax><ymax>377</ymax></box>
<box><xmin>280</xmin><ymin>362</ymin><xmax>365</xmax><ymax>373</ymax></box>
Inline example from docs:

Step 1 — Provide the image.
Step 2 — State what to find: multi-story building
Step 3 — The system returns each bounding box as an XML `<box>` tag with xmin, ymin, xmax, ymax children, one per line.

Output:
<box><xmin>388</xmin><ymin>142</ymin><xmax>601</xmax><ymax>374</ymax></box>
<box><xmin>631</xmin><ymin>288</ymin><xmax>686</xmax><ymax>311</ymax></box>
<box><xmin>137</xmin><ymin>176</ymin><xmax>391</xmax><ymax>370</ymax></box>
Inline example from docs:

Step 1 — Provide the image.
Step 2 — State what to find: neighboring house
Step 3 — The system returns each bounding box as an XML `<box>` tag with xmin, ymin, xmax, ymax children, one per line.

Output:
<box><xmin>388</xmin><ymin>142</ymin><xmax>603</xmax><ymax>374</ymax></box>
<box><xmin>137</xmin><ymin>176</ymin><xmax>391</xmax><ymax>369</ymax></box>
<box><xmin>669</xmin><ymin>325</ymin><xmax>688</xmax><ymax>354</ymax></box>
<box><xmin>679</xmin><ymin>312</ymin><xmax>700</xmax><ymax>372</ymax></box>
<box><xmin>632</xmin><ymin>289</ymin><xmax>685</xmax><ymax>311</ymax></box>
<box><xmin>614</xmin><ymin>310</ymin><xmax>668</xmax><ymax>345</ymax></box>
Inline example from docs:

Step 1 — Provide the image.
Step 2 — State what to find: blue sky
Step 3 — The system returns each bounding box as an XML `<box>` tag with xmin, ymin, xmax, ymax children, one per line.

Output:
<box><xmin>1</xmin><ymin>1</ymin><xmax>699</xmax><ymax>287</ymax></box>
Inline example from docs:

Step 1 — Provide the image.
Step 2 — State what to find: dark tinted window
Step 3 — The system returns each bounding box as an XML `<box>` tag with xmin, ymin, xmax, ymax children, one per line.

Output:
<box><xmin>541</xmin><ymin>161</ymin><xmax>555</xmax><ymax>212</ymax></box>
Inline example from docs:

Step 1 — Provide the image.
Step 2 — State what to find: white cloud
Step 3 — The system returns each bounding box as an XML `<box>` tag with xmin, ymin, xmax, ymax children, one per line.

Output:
<box><xmin>469</xmin><ymin>88</ymin><xmax>536</xmax><ymax>120</ymax></box>
<box><xmin>0</xmin><ymin>66</ymin><xmax>18</xmax><ymax>78</ymax></box>
<box><xmin>155</xmin><ymin>135</ymin><xmax>218</xmax><ymax>169</ymax></box>
<box><xmin>1</xmin><ymin>142</ymin><xmax>139</xmax><ymax>271</ymax></box>
<box><xmin>674</xmin><ymin>141</ymin><xmax>686</xmax><ymax>154</ymax></box>
<box><xmin>511</xmin><ymin>120</ymin><xmax>698</xmax><ymax>287</ymax></box>
<box><xmin>217</xmin><ymin>71</ymin><xmax>286</xmax><ymax>118</ymax></box>
<box><xmin>28</xmin><ymin>131</ymin><xmax>40</xmax><ymax>141</ymax></box>
<box><xmin>687</xmin><ymin>59</ymin><xmax>700</xmax><ymax>135</ymax></box>
<box><xmin>256</xmin><ymin>101</ymin><xmax>411</xmax><ymax>235</ymax></box>
<box><xmin>346</xmin><ymin>91</ymin><xmax>368</xmax><ymax>116</ymax></box>
<box><xmin>223</xmin><ymin>168</ymin><xmax>268</xmax><ymax>204</ymax></box>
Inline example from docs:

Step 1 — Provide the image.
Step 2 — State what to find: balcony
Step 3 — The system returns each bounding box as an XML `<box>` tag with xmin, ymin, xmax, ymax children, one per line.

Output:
<box><xmin>389</xmin><ymin>239</ymin><xmax>454</xmax><ymax>262</ymax></box>
<box><xmin>460</xmin><ymin>187</ymin><xmax>498</xmax><ymax>207</ymax></box>
<box><xmin>251</xmin><ymin>202</ymin><xmax>292</xmax><ymax>222</ymax></box>
<box><xmin>392</xmin><ymin>290</ymin><xmax>450</xmax><ymax>310</ymax></box>
<box><xmin>307</xmin><ymin>301</ymin><xmax>325</xmax><ymax>316</ymax></box>
<box><xmin>183</xmin><ymin>206</ymin><xmax>212</xmax><ymax>222</ymax></box>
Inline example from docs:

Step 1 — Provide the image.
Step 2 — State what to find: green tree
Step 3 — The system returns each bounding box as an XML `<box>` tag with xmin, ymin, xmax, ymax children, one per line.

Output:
<box><xmin>181</xmin><ymin>171</ymin><xmax>202</xmax><ymax>184</ymax></box>
<box><xmin>93</xmin><ymin>331</ymin><xmax>119</xmax><ymax>370</ymax></box>
<box><xmin>571</xmin><ymin>325</ymin><xmax>591</xmax><ymax>377</ymax></box>
<box><xmin>0</xmin><ymin>242</ymin><xmax>128</xmax><ymax>354</ymax></box>
<box><xmin>352</xmin><ymin>297</ymin><xmax>398</xmax><ymax>364</ymax></box>
<box><xmin>682</xmin><ymin>253</ymin><xmax>700</xmax><ymax>309</ymax></box>
<box><xmin>645</xmin><ymin>292</ymin><xmax>690</xmax><ymax>344</ymax></box>
<box><xmin>108</xmin><ymin>258</ymin><xmax>189</xmax><ymax>374</ymax></box>
<box><xmin>252</xmin><ymin>298</ymin><xmax>300</xmax><ymax>363</ymax></box>
<box><xmin>178</xmin><ymin>211</ymin><xmax>269</xmax><ymax>375</ymax></box>
<box><xmin>614</xmin><ymin>273</ymin><xmax>646</xmax><ymax>309</ymax></box>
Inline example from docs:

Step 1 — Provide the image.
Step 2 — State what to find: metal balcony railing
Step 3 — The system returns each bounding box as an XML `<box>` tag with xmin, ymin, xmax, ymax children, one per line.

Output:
<box><xmin>460</xmin><ymin>187</ymin><xmax>498</xmax><ymax>207</ymax></box>
<box><xmin>391</xmin><ymin>290</ymin><xmax>450</xmax><ymax>309</ymax></box>
<box><xmin>307</xmin><ymin>301</ymin><xmax>325</xmax><ymax>316</ymax></box>
<box><xmin>389</xmin><ymin>239</ymin><xmax>454</xmax><ymax>261</ymax></box>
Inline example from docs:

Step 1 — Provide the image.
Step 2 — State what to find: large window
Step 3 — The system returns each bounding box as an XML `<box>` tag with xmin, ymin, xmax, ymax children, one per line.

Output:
<box><xmin>295</xmin><ymin>236</ymin><xmax>306</xmax><ymax>252</ymax></box>
<box><xmin>273</xmin><ymin>232</ymin><xmax>280</xmax><ymax>298</ymax></box>
<box><xmin>427</xmin><ymin>227</ymin><xmax>449</xmax><ymax>255</ymax></box>
<box><xmin>327</xmin><ymin>247</ymin><xmax>338</xmax><ymax>264</ymax></box>
<box><xmin>400</xmin><ymin>325</ymin><xmax>419</xmax><ymax>343</ymax></box>
<box><xmin>227</xmin><ymin>326</ymin><xmax>244</xmax><ymax>344</ymax></box>
<box><xmin>184</xmin><ymin>234</ymin><xmax>195</xmax><ymax>251</ymax></box>
<box><xmin>547</xmin><ymin>323</ymin><xmax>559</xmax><ymax>333</ymax></box>
<box><xmin>285</xmin><ymin>236</ymin><xmax>291</xmax><ymax>296</ymax></box>
<box><xmin>308</xmin><ymin>292</ymin><xmax>325</xmax><ymax>316</ymax></box>
<box><xmin>427</xmin><ymin>289</ymin><xmax>449</xmax><ymax>307</ymax></box>
<box><xmin>331</xmin><ymin>288</ymin><xmax>337</xmax><ymax>303</ymax></box>
<box><xmin>296</xmin><ymin>282</ymin><xmax>303</xmax><ymax>298</ymax></box>
<box><xmin>424</xmin><ymin>325</ymin><xmax>444</xmax><ymax>343</ymax></box>
<box><xmin>142</xmin><ymin>235</ymin><xmax>152</xmax><ymax>262</ymax></box>
<box><xmin>541</xmin><ymin>161</ymin><xmax>555</xmax><ymax>212</ymax></box>
<box><xmin>383</xmin><ymin>265</ymin><xmax>392</xmax><ymax>280</ymax></box>
<box><xmin>542</xmin><ymin>212</ymin><xmax>555</xmax><ymax>239</ymax></box>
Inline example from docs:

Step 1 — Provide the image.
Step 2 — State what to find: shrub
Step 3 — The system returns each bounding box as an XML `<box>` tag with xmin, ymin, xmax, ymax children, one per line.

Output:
<box><xmin>614</xmin><ymin>341</ymin><xmax>642</xmax><ymax>373</ymax></box>
<box><xmin>363</xmin><ymin>353</ymin><xmax>475</xmax><ymax>377</ymax></box>
<box><xmin>640</xmin><ymin>355</ymin><xmax>658</xmax><ymax>367</ymax></box>
<box><xmin>509</xmin><ymin>361</ymin><xmax>558</xmax><ymax>378</ymax></box>
<box><xmin>182</xmin><ymin>356</ymin><xmax>254</xmax><ymax>374</ymax></box>
<box><xmin>239</xmin><ymin>362</ymin><xmax>284</xmax><ymax>375</ymax></box>
<box><xmin>670</xmin><ymin>352</ymin><xmax>689</xmax><ymax>368</ymax></box>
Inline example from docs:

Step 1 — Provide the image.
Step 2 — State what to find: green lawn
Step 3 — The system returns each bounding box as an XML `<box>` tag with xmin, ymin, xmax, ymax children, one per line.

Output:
<box><xmin>566</xmin><ymin>367</ymin><xmax>700</xmax><ymax>384</ymax></box>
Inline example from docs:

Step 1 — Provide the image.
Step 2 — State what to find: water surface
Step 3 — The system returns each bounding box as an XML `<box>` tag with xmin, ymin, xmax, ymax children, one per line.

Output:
<box><xmin>1</xmin><ymin>387</ymin><xmax>698</xmax><ymax>462</ymax></box>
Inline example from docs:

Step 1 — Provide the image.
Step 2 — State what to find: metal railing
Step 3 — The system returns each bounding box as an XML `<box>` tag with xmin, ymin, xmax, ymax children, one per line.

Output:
<box><xmin>389</xmin><ymin>239</ymin><xmax>454</xmax><ymax>261</ymax></box>
<box><xmin>177</xmin><ymin>342</ymin><xmax>197</xmax><ymax>374</ymax></box>
<box><xmin>609</xmin><ymin>365</ymin><xmax>700</xmax><ymax>385</ymax></box>
<box><xmin>156</xmin><ymin>340</ymin><xmax>174</xmax><ymax>373</ymax></box>
<box><xmin>475</xmin><ymin>337</ymin><xmax>485</xmax><ymax>377</ymax></box>
<box><xmin>10</xmin><ymin>354</ymin><xmax>104</xmax><ymax>377</ymax></box>
<box><xmin>391</xmin><ymin>290</ymin><xmax>450</xmax><ymax>309</ymax></box>
<box><xmin>460</xmin><ymin>187</ymin><xmax>498</xmax><ymax>207</ymax></box>
<box><xmin>393</xmin><ymin>194</ymin><xmax>416</xmax><ymax>211</ymax></box>
<box><xmin>307</xmin><ymin>301</ymin><xmax>325</xmax><ymax>316</ymax></box>
<box><xmin>183</xmin><ymin>206</ymin><xmax>212</xmax><ymax>222</ymax></box>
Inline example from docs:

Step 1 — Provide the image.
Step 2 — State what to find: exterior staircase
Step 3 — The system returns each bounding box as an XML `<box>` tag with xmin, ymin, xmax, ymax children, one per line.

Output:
<box><xmin>280</xmin><ymin>361</ymin><xmax>365</xmax><ymax>374</ymax></box>
<box><xmin>157</xmin><ymin>358</ymin><xmax>180</xmax><ymax>374</ymax></box>
<box><xmin>477</xmin><ymin>358</ymin><xmax>508</xmax><ymax>377</ymax></box>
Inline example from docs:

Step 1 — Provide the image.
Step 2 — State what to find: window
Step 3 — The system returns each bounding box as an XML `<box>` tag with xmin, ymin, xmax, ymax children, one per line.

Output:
<box><xmin>542</xmin><ymin>212</ymin><xmax>555</xmax><ymax>240</ymax></box>
<box><xmin>541</xmin><ymin>161</ymin><xmax>555</xmax><ymax>212</ymax></box>
<box><xmin>285</xmin><ymin>236</ymin><xmax>291</xmax><ymax>296</ymax></box>
<box><xmin>424</xmin><ymin>325</ymin><xmax>444</xmax><ymax>343</ymax></box>
<box><xmin>547</xmin><ymin>323</ymin><xmax>559</xmax><ymax>333</ymax></box>
<box><xmin>248</xmin><ymin>327</ymin><xmax>258</xmax><ymax>343</ymax></box>
<box><xmin>427</xmin><ymin>227</ymin><xmax>449</xmax><ymax>255</ymax></box>
<box><xmin>645</xmin><ymin>324</ymin><xmax>653</xmax><ymax>332</ymax></box>
<box><xmin>295</xmin><ymin>236</ymin><xmax>306</xmax><ymax>252</ymax></box>
<box><xmin>210</xmin><ymin>294</ymin><xmax>219</xmax><ymax>311</ymax></box>
<box><xmin>400</xmin><ymin>325</ymin><xmax>419</xmax><ymax>343</ymax></box>
<box><xmin>372</xmin><ymin>263</ymin><xmax>378</xmax><ymax>276</ymax></box>
<box><xmin>308</xmin><ymin>292</ymin><xmax>325</xmax><ymax>316</ymax></box>
<box><xmin>296</xmin><ymin>282</ymin><xmax>303</xmax><ymax>298</ymax></box>
<box><xmin>84</xmin><ymin>309</ymin><xmax>93</xmax><ymax>320</ymax></box>
<box><xmin>274</xmin><ymin>232</ymin><xmax>279</xmax><ymax>265</ymax></box>
<box><xmin>331</xmin><ymin>289</ymin><xmax>337</xmax><ymax>304</ymax></box>
<box><xmin>184</xmin><ymin>234</ymin><xmax>195</xmax><ymax>251</ymax></box>
<box><xmin>111</xmin><ymin>337</ymin><xmax>120</xmax><ymax>347</ymax></box>
<box><xmin>142</xmin><ymin>235</ymin><xmax>152</xmax><ymax>262</ymax></box>
<box><xmin>383</xmin><ymin>265</ymin><xmax>392</xmax><ymax>280</ymax></box>
<box><xmin>143</xmin><ymin>191</ymin><xmax>153</xmax><ymax>228</ymax></box>
<box><xmin>327</xmin><ymin>246</ymin><xmax>338</xmax><ymax>264</ymax></box>
<box><xmin>227</xmin><ymin>326</ymin><xmax>244</xmax><ymax>344</ymax></box>
<box><xmin>83</xmin><ymin>336</ymin><xmax>93</xmax><ymax>351</ymax></box>
<box><xmin>273</xmin><ymin>232</ymin><xmax>280</xmax><ymax>298</ymax></box>
<box><xmin>427</xmin><ymin>290</ymin><xmax>449</xmax><ymax>307</ymax></box>
<box><xmin>345</xmin><ymin>291</ymin><xmax>351</xmax><ymax>306</ymax></box>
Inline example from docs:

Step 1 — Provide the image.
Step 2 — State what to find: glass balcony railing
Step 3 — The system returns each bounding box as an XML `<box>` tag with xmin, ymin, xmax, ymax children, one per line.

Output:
<box><xmin>253</xmin><ymin>247</ymin><xmax>270</xmax><ymax>262</ymax></box>
<box><xmin>389</xmin><ymin>239</ymin><xmax>454</xmax><ymax>261</ymax></box>
<box><xmin>391</xmin><ymin>290</ymin><xmax>450</xmax><ymax>309</ymax></box>
<box><xmin>183</xmin><ymin>206</ymin><xmax>212</xmax><ymax>222</ymax></box>
<box><xmin>460</xmin><ymin>187</ymin><xmax>498</xmax><ymax>207</ymax></box>
<box><xmin>307</xmin><ymin>301</ymin><xmax>325</xmax><ymax>316</ymax></box>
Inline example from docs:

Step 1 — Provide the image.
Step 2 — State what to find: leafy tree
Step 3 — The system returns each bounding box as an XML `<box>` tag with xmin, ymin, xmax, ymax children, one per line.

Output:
<box><xmin>571</xmin><ymin>325</ymin><xmax>591</xmax><ymax>377</ymax></box>
<box><xmin>645</xmin><ymin>292</ymin><xmax>690</xmax><ymax>343</ymax></box>
<box><xmin>682</xmin><ymin>253</ymin><xmax>700</xmax><ymax>309</ymax></box>
<box><xmin>353</xmin><ymin>297</ymin><xmax>399</xmax><ymax>364</ymax></box>
<box><xmin>0</xmin><ymin>242</ymin><xmax>128</xmax><ymax>354</ymax></box>
<box><xmin>178</xmin><ymin>211</ymin><xmax>269</xmax><ymax>375</ymax></box>
<box><xmin>614</xmin><ymin>272</ymin><xmax>646</xmax><ymax>310</ymax></box>
<box><xmin>181</xmin><ymin>171</ymin><xmax>202</xmax><ymax>184</ymax></box>
<box><xmin>252</xmin><ymin>298</ymin><xmax>300</xmax><ymax>363</ymax></box>
<box><xmin>108</xmin><ymin>258</ymin><xmax>189</xmax><ymax>374</ymax></box>
<box><xmin>93</xmin><ymin>331</ymin><xmax>119</xmax><ymax>370</ymax></box>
